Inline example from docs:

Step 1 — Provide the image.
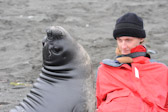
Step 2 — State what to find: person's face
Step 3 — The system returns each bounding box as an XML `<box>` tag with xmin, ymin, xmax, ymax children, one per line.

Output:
<box><xmin>116</xmin><ymin>36</ymin><xmax>144</xmax><ymax>55</ymax></box>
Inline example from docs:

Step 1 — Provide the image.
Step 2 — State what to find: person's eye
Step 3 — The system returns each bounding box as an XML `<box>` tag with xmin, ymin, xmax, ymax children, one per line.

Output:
<box><xmin>126</xmin><ymin>39</ymin><xmax>131</xmax><ymax>42</ymax></box>
<box><xmin>118</xmin><ymin>39</ymin><xmax>122</xmax><ymax>42</ymax></box>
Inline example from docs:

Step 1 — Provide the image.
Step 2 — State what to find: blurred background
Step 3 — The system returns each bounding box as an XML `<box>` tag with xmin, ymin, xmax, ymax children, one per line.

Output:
<box><xmin>0</xmin><ymin>0</ymin><xmax>168</xmax><ymax>111</ymax></box>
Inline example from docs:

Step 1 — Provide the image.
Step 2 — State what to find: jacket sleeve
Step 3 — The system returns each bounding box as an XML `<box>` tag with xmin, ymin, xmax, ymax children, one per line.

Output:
<box><xmin>96</xmin><ymin>65</ymin><xmax>107</xmax><ymax>108</ymax></box>
<box><xmin>96</xmin><ymin>71</ymin><xmax>101</xmax><ymax>108</ymax></box>
<box><xmin>96</xmin><ymin>64</ymin><xmax>123</xmax><ymax>108</ymax></box>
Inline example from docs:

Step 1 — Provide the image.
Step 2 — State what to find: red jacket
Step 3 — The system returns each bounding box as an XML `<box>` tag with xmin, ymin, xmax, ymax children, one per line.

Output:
<box><xmin>96</xmin><ymin>46</ymin><xmax>168</xmax><ymax>112</ymax></box>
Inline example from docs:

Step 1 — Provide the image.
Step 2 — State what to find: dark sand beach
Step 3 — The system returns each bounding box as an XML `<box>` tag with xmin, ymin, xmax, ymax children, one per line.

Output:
<box><xmin>0</xmin><ymin>0</ymin><xmax>168</xmax><ymax>111</ymax></box>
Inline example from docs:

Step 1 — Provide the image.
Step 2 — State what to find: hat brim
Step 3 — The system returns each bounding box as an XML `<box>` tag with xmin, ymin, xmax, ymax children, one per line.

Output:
<box><xmin>113</xmin><ymin>28</ymin><xmax>146</xmax><ymax>39</ymax></box>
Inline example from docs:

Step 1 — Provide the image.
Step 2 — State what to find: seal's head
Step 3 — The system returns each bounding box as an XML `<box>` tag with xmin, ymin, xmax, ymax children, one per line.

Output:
<box><xmin>42</xmin><ymin>26</ymin><xmax>75</xmax><ymax>66</ymax></box>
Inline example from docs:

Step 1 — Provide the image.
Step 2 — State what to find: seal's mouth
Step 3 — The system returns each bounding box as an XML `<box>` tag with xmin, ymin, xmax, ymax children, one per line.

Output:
<box><xmin>47</xmin><ymin>46</ymin><xmax>63</xmax><ymax>59</ymax></box>
<box><xmin>43</xmin><ymin>43</ymin><xmax>64</xmax><ymax>61</ymax></box>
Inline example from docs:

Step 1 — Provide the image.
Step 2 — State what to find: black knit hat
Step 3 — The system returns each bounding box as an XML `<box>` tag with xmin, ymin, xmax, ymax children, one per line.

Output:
<box><xmin>113</xmin><ymin>13</ymin><xmax>146</xmax><ymax>39</ymax></box>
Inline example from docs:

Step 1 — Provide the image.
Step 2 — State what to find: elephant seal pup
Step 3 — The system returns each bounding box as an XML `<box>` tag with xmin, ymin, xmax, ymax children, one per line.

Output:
<box><xmin>10</xmin><ymin>26</ymin><xmax>95</xmax><ymax>112</ymax></box>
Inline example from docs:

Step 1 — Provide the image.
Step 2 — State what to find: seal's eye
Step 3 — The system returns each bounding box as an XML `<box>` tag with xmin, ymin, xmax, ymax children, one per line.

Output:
<box><xmin>47</xmin><ymin>36</ymin><xmax>53</xmax><ymax>41</ymax></box>
<box><xmin>52</xmin><ymin>47</ymin><xmax>63</xmax><ymax>54</ymax></box>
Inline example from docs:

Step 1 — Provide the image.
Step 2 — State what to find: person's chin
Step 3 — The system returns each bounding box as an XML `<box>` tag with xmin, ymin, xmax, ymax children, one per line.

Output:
<box><xmin>121</xmin><ymin>51</ymin><xmax>130</xmax><ymax>55</ymax></box>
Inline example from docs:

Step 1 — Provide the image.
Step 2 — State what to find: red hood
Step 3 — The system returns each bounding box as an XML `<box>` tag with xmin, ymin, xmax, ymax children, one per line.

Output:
<box><xmin>131</xmin><ymin>45</ymin><xmax>147</xmax><ymax>53</ymax></box>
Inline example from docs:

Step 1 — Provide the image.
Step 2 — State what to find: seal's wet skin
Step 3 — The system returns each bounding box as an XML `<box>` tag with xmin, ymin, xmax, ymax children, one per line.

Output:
<box><xmin>10</xmin><ymin>26</ymin><xmax>95</xmax><ymax>112</ymax></box>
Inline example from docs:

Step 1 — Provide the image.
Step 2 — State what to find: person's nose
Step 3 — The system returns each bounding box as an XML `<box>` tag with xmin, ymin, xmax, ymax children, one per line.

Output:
<box><xmin>121</xmin><ymin>41</ymin><xmax>127</xmax><ymax>49</ymax></box>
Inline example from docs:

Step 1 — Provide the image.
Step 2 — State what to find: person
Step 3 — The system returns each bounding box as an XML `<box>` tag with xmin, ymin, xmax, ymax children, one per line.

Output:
<box><xmin>96</xmin><ymin>12</ymin><xmax>168</xmax><ymax>112</ymax></box>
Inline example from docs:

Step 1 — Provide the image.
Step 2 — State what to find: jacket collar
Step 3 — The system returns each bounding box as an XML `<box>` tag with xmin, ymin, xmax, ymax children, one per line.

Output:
<box><xmin>102</xmin><ymin>45</ymin><xmax>150</xmax><ymax>67</ymax></box>
<box><xmin>117</xmin><ymin>45</ymin><xmax>147</xmax><ymax>58</ymax></box>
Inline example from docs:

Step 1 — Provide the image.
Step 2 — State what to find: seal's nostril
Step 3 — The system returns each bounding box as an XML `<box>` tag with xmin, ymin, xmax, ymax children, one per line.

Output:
<box><xmin>52</xmin><ymin>30</ymin><xmax>63</xmax><ymax>39</ymax></box>
<box><xmin>46</xmin><ymin>26</ymin><xmax>63</xmax><ymax>40</ymax></box>
<box><xmin>46</xmin><ymin>29</ymin><xmax>54</xmax><ymax>40</ymax></box>
<box><xmin>47</xmin><ymin>29</ymin><xmax>52</xmax><ymax>37</ymax></box>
